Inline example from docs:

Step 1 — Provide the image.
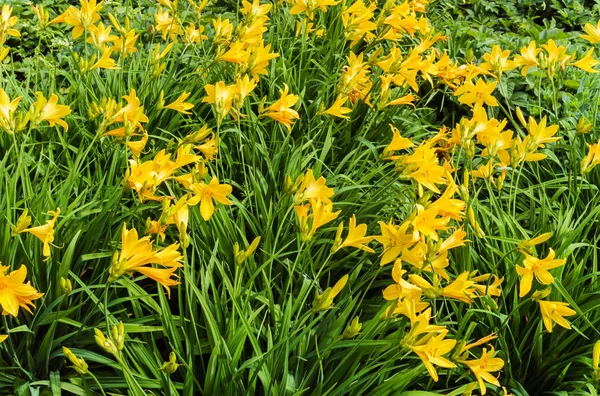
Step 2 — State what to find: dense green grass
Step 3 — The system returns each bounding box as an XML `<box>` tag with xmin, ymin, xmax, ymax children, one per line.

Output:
<box><xmin>1</xmin><ymin>0</ymin><xmax>600</xmax><ymax>395</ymax></box>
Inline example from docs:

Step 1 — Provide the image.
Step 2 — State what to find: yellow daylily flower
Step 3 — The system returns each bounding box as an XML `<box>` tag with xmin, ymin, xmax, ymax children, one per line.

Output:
<box><xmin>0</xmin><ymin>264</ymin><xmax>43</xmax><ymax>317</ymax></box>
<box><xmin>463</xmin><ymin>346</ymin><xmax>504</xmax><ymax>395</ymax></box>
<box><xmin>109</xmin><ymin>223</ymin><xmax>183</xmax><ymax>297</ymax></box>
<box><xmin>332</xmin><ymin>214</ymin><xmax>374</xmax><ymax>253</ymax></box>
<box><xmin>581</xmin><ymin>21</ymin><xmax>600</xmax><ymax>44</ymax></box>
<box><xmin>32</xmin><ymin>93</ymin><xmax>71</xmax><ymax>130</ymax></box>
<box><xmin>571</xmin><ymin>48</ymin><xmax>599</xmax><ymax>73</ymax></box>
<box><xmin>262</xmin><ymin>84</ymin><xmax>300</xmax><ymax>132</ymax></box>
<box><xmin>20</xmin><ymin>208</ymin><xmax>60</xmax><ymax>260</ymax></box>
<box><xmin>410</xmin><ymin>331</ymin><xmax>457</xmax><ymax>382</ymax></box>
<box><xmin>323</xmin><ymin>95</ymin><xmax>352</xmax><ymax>119</ymax></box>
<box><xmin>165</xmin><ymin>91</ymin><xmax>194</xmax><ymax>114</ymax></box>
<box><xmin>188</xmin><ymin>176</ymin><xmax>233</xmax><ymax>221</ymax></box>
<box><xmin>454</xmin><ymin>78</ymin><xmax>498</xmax><ymax>108</ymax></box>
<box><xmin>313</xmin><ymin>274</ymin><xmax>348</xmax><ymax>312</ymax></box>
<box><xmin>516</xmin><ymin>249</ymin><xmax>566</xmax><ymax>297</ymax></box>
<box><xmin>537</xmin><ymin>298</ymin><xmax>576</xmax><ymax>333</ymax></box>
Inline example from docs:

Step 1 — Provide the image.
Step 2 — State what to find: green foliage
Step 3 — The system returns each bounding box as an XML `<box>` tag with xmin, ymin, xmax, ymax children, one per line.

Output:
<box><xmin>1</xmin><ymin>0</ymin><xmax>600</xmax><ymax>395</ymax></box>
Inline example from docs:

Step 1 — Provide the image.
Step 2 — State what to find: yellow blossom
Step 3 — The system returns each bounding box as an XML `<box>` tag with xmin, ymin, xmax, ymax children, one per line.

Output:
<box><xmin>0</xmin><ymin>264</ymin><xmax>43</xmax><ymax>317</ymax></box>
<box><xmin>155</xmin><ymin>8</ymin><xmax>180</xmax><ymax>40</ymax></box>
<box><xmin>109</xmin><ymin>223</ymin><xmax>183</xmax><ymax>297</ymax></box>
<box><xmin>581</xmin><ymin>141</ymin><xmax>600</xmax><ymax>174</ymax></box>
<box><xmin>0</xmin><ymin>87</ymin><xmax>22</xmax><ymax>133</ymax></box>
<box><xmin>0</xmin><ymin>5</ymin><xmax>20</xmax><ymax>43</ymax></box>
<box><xmin>374</xmin><ymin>219</ymin><xmax>418</xmax><ymax>265</ymax></box>
<box><xmin>293</xmin><ymin>169</ymin><xmax>334</xmax><ymax>204</ymax></box>
<box><xmin>188</xmin><ymin>176</ymin><xmax>233</xmax><ymax>221</ymax></box>
<box><xmin>20</xmin><ymin>208</ymin><xmax>60</xmax><ymax>260</ymax></box>
<box><xmin>52</xmin><ymin>0</ymin><xmax>102</xmax><ymax>39</ymax></box>
<box><xmin>202</xmin><ymin>81</ymin><xmax>236</xmax><ymax>125</ymax></box>
<box><xmin>514</xmin><ymin>41</ymin><xmax>541</xmax><ymax>76</ymax></box>
<box><xmin>87</xmin><ymin>22</ymin><xmax>117</xmax><ymax>51</ymax></box>
<box><xmin>516</xmin><ymin>249</ymin><xmax>566</xmax><ymax>297</ymax></box>
<box><xmin>32</xmin><ymin>93</ymin><xmax>71</xmax><ymax>130</ymax></box>
<box><xmin>571</xmin><ymin>48</ymin><xmax>599</xmax><ymax>73</ymax></box>
<box><xmin>184</xmin><ymin>23</ymin><xmax>206</xmax><ymax>44</ymax></box>
<box><xmin>313</xmin><ymin>274</ymin><xmax>348</xmax><ymax>312</ymax></box>
<box><xmin>537</xmin><ymin>298</ymin><xmax>576</xmax><ymax>333</ymax></box>
<box><xmin>235</xmin><ymin>75</ymin><xmax>257</xmax><ymax>108</ymax></box>
<box><xmin>262</xmin><ymin>84</ymin><xmax>300</xmax><ymax>132</ymax></box>
<box><xmin>410</xmin><ymin>331</ymin><xmax>457</xmax><ymax>382</ymax></box>
<box><xmin>581</xmin><ymin>21</ymin><xmax>600</xmax><ymax>44</ymax></box>
<box><xmin>332</xmin><ymin>214</ymin><xmax>374</xmax><ymax>253</ymax></box>
<box><xmin>323</xmin><ymin>95</ymin><xmax>352</xmax><ymax>119</ymax></box>
<box><xmin>463</xmin><ymin>347</ymin><xmax>504</xmax><ymax>395</ymax></box>
<box><xmin>383</xmin><ymin>125</ymin><xmax>414</xmax><ymax>158</ymax></box>
<box><xmin>480</xmin><ymin>45</ymin><xmax>517</xmax><ymax>76</ymax></box>
<box><xmin>165</xmin><ymin>91</ymin><xmax>194</xmax><ymax>114</ymax></box>
<box><xmin>454</xmin><ymin>78</ymin><xmax>498</xmax><ymax>108</ymax></box>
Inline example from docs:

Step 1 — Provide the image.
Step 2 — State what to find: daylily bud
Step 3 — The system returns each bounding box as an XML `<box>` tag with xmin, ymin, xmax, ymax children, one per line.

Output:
<box><xmin>341</xmin><ymin>316</ymin><xmax>362</xmax><ymax>339</ymax></box>
<box><xmin>112</xmin><ymin>321</ymin><xmax>126</xmax><ymax>351</ymax></box>
<box><xmin>331</xmin><ymin>222</ymin><xmax>344</xmax><ymax>253</ymax></box>
<box><xmin>161</xmin><ymin>352</ymin><xmax>179</xmax><ymax>374</ymax></box>
<box><xmin>60</xmin><ymin>277</ymin><xmax>72</xmax><ymax>294</ymax></box>
<box><xmin>62</xmin><ymin>347</ymin><xmax>88</xmax><ymax>375</ymax></box>
<box><xmin>95</xmin><ymin>328</ymin><xmax>118</xmax><ymax>355</ymax></box>
<box><xmin>108</xmin><ymin>251</ymin><xmax>126</xmax><ymax>282</ymax></box>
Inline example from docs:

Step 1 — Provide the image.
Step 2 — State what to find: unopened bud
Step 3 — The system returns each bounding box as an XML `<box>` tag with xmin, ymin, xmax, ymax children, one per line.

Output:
<box><xmin>60</xmin><ymin>277</ymin><xmax>72</xmax><ymax>294</ymax></box>
<box><xmin>161</xmin><ymin>352</ymin><xmax>179</xmax><ymax>374</ymax></box>
<box><xmin>62</xmin><ymin>347</ymin><xmax>88</xmax><ymax>375</ymax></box>
<box><xmin>341</xmin><ymin>316</ymin><xmax>362</xmax><ymax>339</ymax></box>
<box><xmin>94</xmin><ymin>328</ymin><xmax>118</xmax><ymax>355</ymax></box>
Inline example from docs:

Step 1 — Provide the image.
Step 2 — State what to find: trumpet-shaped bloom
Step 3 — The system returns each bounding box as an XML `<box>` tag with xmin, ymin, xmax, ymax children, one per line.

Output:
<box><xmin>20</xmin><ymin>208</ymin><xmax>60</xmax><ymax>260</ymax></box>
<box><xmin>516</xmin><ymin>249</ymin><xmax>566</xmax><ymax>297</ymax></box>
<box><xmin>374</xmin><ymin>220</ymin><xmax>418</xmax><ymax>265</ymax></box>
<box><xmin>109</xmin><ymin>224</ymin><xmax>183</xmax><ymax>297</ymax></box>
<box><xmin>410</xmin><ymin>331</ymin><xmax>457</xmax><ymax>382</ymax></box>
<box><xmin>538</xmin><ymin>299</ymin><xmax>576</xmax><ymax>333</ymax></box>
<box><xmin>442</xmin><ymin>271</ymin><xmax>477</xmax><ymax>304</ymax></box>
<box><xmin>454</xmin><ymin>78</ymin><xmax>498</xmax><ymax>108</ymax></box>
<box><xmin>202</xmin><ymin>81</ymin><xmax>236</xmax><ymax>125</ymax></box>
<box><xmin>165</xmin><ymin>92</ymin><xmax>194</xmax><ymax>114</ymax></box>
<box><xmin>188</xmin><ymin>176</ymin><xmax>233</xmax><ymax>221</ymax></box>
<box><xmin>0</xmin><ymin>264</ymin><xmax>43</xmax><ymax>317</ymax></box>
<box><xmin>0</xmin><ymin>5</ymin><xmax>20</xmax><ymax>43</ymax></box>
<box><xmin>0</xmin><ymin>88</ymin><xmax>21</xmax><ymax>131</ymax></box>
<box><xmin>293</xmin><ymin>169</ymin><xmax>334</xmax><ymax>204</ymax></box>
<box><xmin>571</xmin><ymin>48</ymin><xmax>599</xmax><ymax>73</ymax></box>
<box><xmin>480</xmin><ymin>45</ymin><xmax>517</xmax><ymax>75</ymax></box>
<box><xmin>32</xmin><ymin>93</ymin><xmax>71</xmax><ymax>130</ymax></box>
<box><xmin>464</xmin><ymin>347</ymin><xmax>504</xmax><ymax>395</ymax></box>
<box><xmin>246</xmin><ymin>41</ymin><xmax>279</xmax><ymax>79</ymax></box>
<box><xmin>581</xmin><ymin>21</ymin><xmax>600</xmax><ymax>44</ymax></box>
<box><xmin>333</xmin><ymin>214</ymin><xmax>374</xmax><ymax>253</ymax></box>
<box><xmin>514</xmin><ymin>41</ymin><xmax>541</xmax><ymax>76</ymax></box>
<box><xmin>581</xmin><ymin>141</ymin><xmax>600</xmax><ymax>174</ymax></box>
<box><xmin>53</xmin><ymin>0</ymin><xmax>102</xmax><ymax>39</ymax></box>
<box><xmin>323</xmin><ymin>95</ymin><xmax>352</xmax><ymax>119</ymax></box>
<box><xmin>294</xmin><ymin>199</ymin><xmax>340</xmax><ymax>241</ymax></box>
<box><xmin>155</xmin><ymin>8</ymin><xmax>180</xmax><ymax>40</ymax></box>
<box><xmin>263</xmin><ymin>84</ymin><xmax>300</xmax><ymax>132</ymax></box>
